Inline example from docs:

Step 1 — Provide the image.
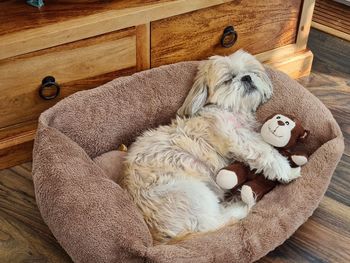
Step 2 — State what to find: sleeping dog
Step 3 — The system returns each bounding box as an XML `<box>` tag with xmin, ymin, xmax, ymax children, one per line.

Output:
<box><xmin>120</xmin><ymin>50</ymin><xmax>301</xmax><ymax>243</ymax></box>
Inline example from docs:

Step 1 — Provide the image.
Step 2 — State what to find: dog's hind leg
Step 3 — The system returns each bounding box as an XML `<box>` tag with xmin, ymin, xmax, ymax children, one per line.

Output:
<box><xmin>149</xmin><ymin>177</ymin><xmax>250</xmax><ymax>238</ymax></box>
<box><xmin>218</xmin><ymin>201</ymin><xmax>251</xmax><ymax>223</ymax></box>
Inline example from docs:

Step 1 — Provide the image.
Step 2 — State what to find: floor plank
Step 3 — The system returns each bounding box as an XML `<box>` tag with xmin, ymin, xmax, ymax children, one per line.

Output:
<box><xmin>259</xmin><ymin>197</ymin><xmax>350</xmax><ymax>263</ymax></box>
<box><xmin>0</xmin><ymin>164</ymin><xmax>72</xmax><ymax>262</ymax></box>
<box><xmin>0</xmin><ymin>28</ymin><xmax>349</xmax><ymax>262</ymax></box>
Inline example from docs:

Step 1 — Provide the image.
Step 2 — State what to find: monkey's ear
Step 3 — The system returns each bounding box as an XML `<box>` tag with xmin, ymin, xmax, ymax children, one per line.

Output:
<box><xmin>298</xmin><ymin>130</ymin><xmax>310</xmax><ymax>142</ymax></box>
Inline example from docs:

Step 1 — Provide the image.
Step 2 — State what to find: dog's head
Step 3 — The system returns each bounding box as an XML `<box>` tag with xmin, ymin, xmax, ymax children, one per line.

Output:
<box><xmin>177</xmin><ymin>50</ymin><xmax>273</xmax><ymax>116</ymax></box>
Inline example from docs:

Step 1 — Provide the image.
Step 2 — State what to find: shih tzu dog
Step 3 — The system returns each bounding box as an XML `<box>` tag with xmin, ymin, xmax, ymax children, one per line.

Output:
<box><xmin>120</xmin><ymin>50</ymin><xmax>301</xmax><ymax>243</ymax></box>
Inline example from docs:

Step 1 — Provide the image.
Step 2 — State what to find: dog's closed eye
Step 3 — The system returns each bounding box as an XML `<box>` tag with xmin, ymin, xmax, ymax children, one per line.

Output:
<box><xmin>223</xmin><ymin>74</ymin><xmax>236</xmax><ymax>85</ymax></box>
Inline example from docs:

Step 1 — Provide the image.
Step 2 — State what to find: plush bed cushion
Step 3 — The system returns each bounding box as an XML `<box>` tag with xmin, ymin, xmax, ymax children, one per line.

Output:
<box><xmin>93</xmin><ymin>150</ymin><xmax>126</xmax><ymax>181</ymax></box>
<box><xmin>32</xmin><ymin>62</ymin><xmax>344</xmax><ymax>263</ymax></box>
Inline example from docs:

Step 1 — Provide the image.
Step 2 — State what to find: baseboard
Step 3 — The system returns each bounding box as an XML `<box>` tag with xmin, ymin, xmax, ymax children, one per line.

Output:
<box><xmin>312</xmin><ymin>22</ymin><xmax>350</xmax><ymax>42</ymax></box>
<box><xmin>0</xmin><ymin>141</ymin><xmax>33</xmax><ymax>170</ymax></box>
<box><xmin>266</xmin><ymin>50</ymin><xmax>314</xmax><ymax>79</ymax></box>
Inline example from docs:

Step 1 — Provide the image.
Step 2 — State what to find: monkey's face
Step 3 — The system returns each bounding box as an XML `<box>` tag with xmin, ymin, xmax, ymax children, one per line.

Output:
<box><xmin>261</xmin><ymin>114</ymin><xmax>296</xmax><ymax>147</ymax></box>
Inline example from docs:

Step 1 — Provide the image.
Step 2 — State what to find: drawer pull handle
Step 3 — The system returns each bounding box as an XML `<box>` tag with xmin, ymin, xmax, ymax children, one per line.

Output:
<box><xmin>220</xmin><ymin>26</ymin><xmax>237</xmax><ymax>48</ymax></box>
<box><xmin>39</xmin><ymin>76</ymin><xmax>60</xmax><ymax>100</ymax></box>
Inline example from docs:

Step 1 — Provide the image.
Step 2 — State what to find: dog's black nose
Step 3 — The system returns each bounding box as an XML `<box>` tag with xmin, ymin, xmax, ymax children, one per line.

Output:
<box><xmin>277</xmin><ymin>120</ymin><xmax>285</xmax><ymax>126</ymax></box>
<box><xmin>241</xmin><ymin>75</ymin><xmax>252</xmax><ymax>83</ymax></box>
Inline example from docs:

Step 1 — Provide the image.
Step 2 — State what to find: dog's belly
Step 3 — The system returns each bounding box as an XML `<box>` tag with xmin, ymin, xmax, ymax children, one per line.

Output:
<box><xmin>124</xmin><ymin>134</ymin><xmax>226</xmax><ymax>187</ymax></box>
<box><xmin>120</xmin><ymin>124</ymin><xmax>229</xmax><ymax>239</ymax></box>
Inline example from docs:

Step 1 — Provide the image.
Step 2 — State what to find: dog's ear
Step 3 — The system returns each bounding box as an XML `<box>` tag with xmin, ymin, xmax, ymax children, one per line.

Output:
<box><xmin>177</xmin><ymin>71</ymin><xmax>208</xmax><ymax>117</ymax></box>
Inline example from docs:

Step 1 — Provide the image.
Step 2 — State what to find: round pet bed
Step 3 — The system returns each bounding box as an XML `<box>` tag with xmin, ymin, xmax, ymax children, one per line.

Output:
<box><xmin>32</xmin><ymin>61</ymin><xmax>344</xmax><ymax>263</ymax></box>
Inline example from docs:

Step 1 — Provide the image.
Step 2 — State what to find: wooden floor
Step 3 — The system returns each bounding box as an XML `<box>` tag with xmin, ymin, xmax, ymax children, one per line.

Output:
<box><xmin>0</xmin><ymin>29</ymin><xmax>349</xmax><ymax>262</ymax></box>
<box><xmin>260</xmin><ymin>29</ymin><xmax>350</xmax><ymax>263</ymax></box>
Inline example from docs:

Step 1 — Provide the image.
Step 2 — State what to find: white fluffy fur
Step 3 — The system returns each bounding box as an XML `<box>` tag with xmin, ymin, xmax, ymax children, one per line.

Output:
<box><xmin>120</xmin><ymin>50</ymin><xmax>300</xmax><ymax>243</ymax></box>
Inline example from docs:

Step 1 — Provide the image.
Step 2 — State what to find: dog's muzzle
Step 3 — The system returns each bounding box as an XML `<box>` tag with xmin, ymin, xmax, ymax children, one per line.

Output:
<box><xmin>241</xmin><ymin>75</ymin><xmax>256</xmax><ymax>95</ymax></box>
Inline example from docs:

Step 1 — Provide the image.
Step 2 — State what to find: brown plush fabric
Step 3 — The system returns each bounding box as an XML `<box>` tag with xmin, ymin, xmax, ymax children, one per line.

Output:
<box><xmin>32</xmin><ymin>62</ymin><xmax>344</xmax><ymax>263</ymax></box>
<box><xmin>93</xmin><ymin>150</ymin><xmax>126</xmax><ymax>181</ymax></box>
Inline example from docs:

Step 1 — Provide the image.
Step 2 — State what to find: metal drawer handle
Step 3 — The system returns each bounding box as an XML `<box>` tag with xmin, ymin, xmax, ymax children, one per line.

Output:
<box><xmin>39</xmin><ymin>76</ymin><xmax>60</xmax><ymax>100</ymax></box>
<box><xmin>220</xmin><ymin>26</ymin><xmax>238</xmax><ymax>48</ymax></box>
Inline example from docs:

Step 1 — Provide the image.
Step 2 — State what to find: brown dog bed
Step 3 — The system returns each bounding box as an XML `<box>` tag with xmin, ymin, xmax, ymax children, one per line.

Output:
<box><xmin>32</xmin><ymin>62</ymin><xmax>344</xmax><ymax>263</ymax></box>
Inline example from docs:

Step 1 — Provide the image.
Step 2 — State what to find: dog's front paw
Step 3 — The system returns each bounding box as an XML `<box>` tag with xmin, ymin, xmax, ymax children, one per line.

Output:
<box><xmin>275</xmin><ymin>166</ymin><xmax>301</xmax><ymax>183</ymax></box>
<box><xmin>264</xmin><ymin>154</ymin><xmax>292</xmax><ymax>183</ymax></box>
<box><xmin>275</xmin><ymin>164</ymin><xmax>302</xmax><ymax>184</ymax></box>
<box><xmin>288</xmin><ymin>166</ymin><xmax>301</xmax><ymax>181</ymax></box>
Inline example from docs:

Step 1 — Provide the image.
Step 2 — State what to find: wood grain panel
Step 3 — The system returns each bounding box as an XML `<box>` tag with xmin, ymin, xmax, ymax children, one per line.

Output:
<box><xmin>0</xmin><ymin>164</ymin><xmax>72</xmax><ymax>262</ymax></box>
<box><xmin>0</xmin><ymin>0</ymin><xmax>165</xmax><ymax>37</ymax></box>
<box><xmin>0</xmin><ymin>68</ymin><xmax>136</xmax><ymax>170</ymax></box>
<box><xmin>312</xmin><ymin>22</ymin><xmax>350</xmax><ymax>41</ymax></box>
<box><xmin>313</xmin><ymin>0</ymin><xmax>350</xmax><ymax>34</ymax></box>
<box><xmin>0</xmin><ymin>0</ymin><xmax>233</xmax><ymax>60</ymax></box>
<box><xmin>151</xmin><ymin>0</ymin><xmax>302</xmax><ymax>67</ymax></box>
<box><xmin>0</xmin><ymin>122</ymin><xmax>37</xmax><ymax>142</ymax></box>
<box><xmin>266</xmin><ymin>50</ymin><xmax>313</xmax><ymax>79</ymax></box>
<box><xmin>260</xmin><ymin>197</ymin><xmax>350</xmax><ymax>263</ymax></box>
<box><xmin>296</xmin><ymin>0</ymin><xmax>315</xmax><ymax>50</ymax></box>
<box><xmin>136</xmin><ymin>24</ymin><xmax>151</xmax><ymax>71</ymax></box>
<box><xmin>0</xmin><ymin>28</ymin><xmax>136</xmax><ymax>129</ymax></box>
<box><xmin>326</xmin><ymin>156</ymin><xmax>350</xmax><ymax>207</ymax></box>
<box><xmin>0</xmin><ymin>141</ymin><xmax>33</xmax><ymax>171</ymax></box>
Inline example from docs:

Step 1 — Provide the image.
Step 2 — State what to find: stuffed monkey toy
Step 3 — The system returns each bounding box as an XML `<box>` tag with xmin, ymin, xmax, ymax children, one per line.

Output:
<box><xmin>216</xmin><ymin>114</ymin><xmax>310</xmax><ymax>208</ymax></box>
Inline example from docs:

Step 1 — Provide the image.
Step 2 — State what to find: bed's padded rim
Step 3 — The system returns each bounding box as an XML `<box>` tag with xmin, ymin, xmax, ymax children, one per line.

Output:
<box><xmin>33</xmin><ymin>62</ymin><xmax>344</xmax><ymax>263</ymax></box>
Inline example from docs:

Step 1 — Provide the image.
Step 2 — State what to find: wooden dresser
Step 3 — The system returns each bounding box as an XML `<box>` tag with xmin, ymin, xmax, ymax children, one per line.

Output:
<box><xmin>0</xmin><ymin>0</ymin><xmax>315</xmax><ymax>169</ymax></box>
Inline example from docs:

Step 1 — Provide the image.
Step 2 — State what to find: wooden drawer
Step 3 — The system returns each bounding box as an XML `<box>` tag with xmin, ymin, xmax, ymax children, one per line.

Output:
<box><xmin>151</xmin><ymin>0</ymin><xmax>303</xmax><ymax>67</ymax></box>
<box><xmin>0</xmin><ymin>0</ymin><xmax>315</xmax><ymax>170</ymax></box>
<box><xmin>0</xmin><ymin>27</ymin><xmax>137</xmax><ymax>130</ymax></box>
